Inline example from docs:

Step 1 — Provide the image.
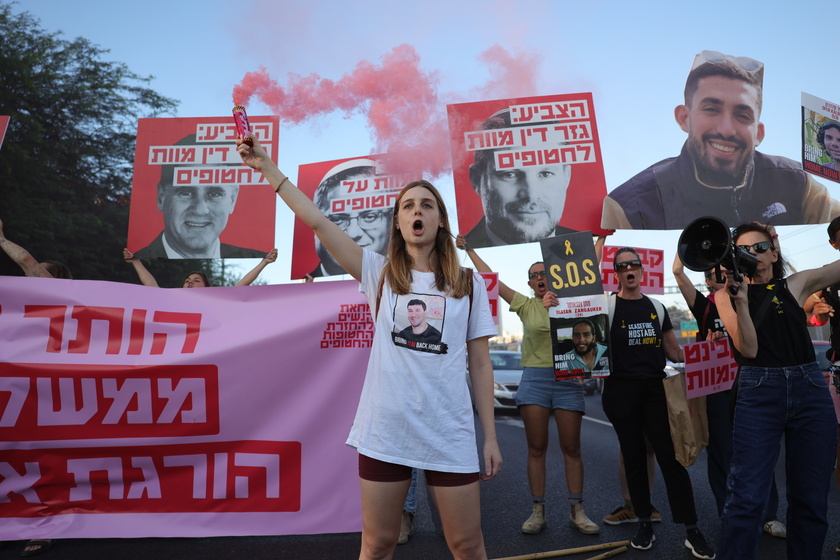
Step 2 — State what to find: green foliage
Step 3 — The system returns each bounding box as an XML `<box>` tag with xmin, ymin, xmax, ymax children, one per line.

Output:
<box><xmin>0</xmin><ymin>2</ymin><xmax>220</xmax><ymax>284</ymax></box>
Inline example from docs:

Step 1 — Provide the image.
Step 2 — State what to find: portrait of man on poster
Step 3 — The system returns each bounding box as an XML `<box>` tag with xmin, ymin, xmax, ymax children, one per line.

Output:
<box><xmin>134</xmin><ymin>134</ymin><xmax>264</xmax><ymax>259</ymax></box>
<box><xmin>397</xmin><ymin>298</ymin><xmax>443</xmax><ymax>344</ymax></box>
<box><xmin>818</xmin><ymin>122</ymin><xmax>840</xmax><ymax>171</ymax></box>
<box><xmin>309</xmin><ymin>159</ymin><xmax>392</xmax><ymax>277</ymax></box>
<box><xmin>601</xmin><ymin>50</ymin><xmax>840</xmax><ymax>230</ymax></box>
<box><xmin>464</xmin><ymin>108</ymin><xmax>575</xmax><ymax>248</ymax></box>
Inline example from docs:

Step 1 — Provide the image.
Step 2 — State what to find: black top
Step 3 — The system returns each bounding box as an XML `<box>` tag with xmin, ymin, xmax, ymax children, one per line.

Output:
<box><xmin>688</xmin><ymin>289</ymin><xmax>725</xmax><ymax>342</ymax></box>
<box><xmin>730</xmin><ymin>279</ymin><xmax>814</xmax><ymax>367</ymax></box>
<box><xmin>609</xmin><ymin>296</ymin><xmax>672</xmax><ymax>380</ymax></box>
<box><xmin>823</xmin><ymin>284</ymin><xmax>840</xmax><ymax>359</ymax></box>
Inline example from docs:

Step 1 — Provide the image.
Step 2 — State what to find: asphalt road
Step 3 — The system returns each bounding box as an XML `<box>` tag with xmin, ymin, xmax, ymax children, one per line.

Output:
<box><xmin>3</xmin><ymin>392</ymin><xmax>839</xmax><ymax>559</ymax></box>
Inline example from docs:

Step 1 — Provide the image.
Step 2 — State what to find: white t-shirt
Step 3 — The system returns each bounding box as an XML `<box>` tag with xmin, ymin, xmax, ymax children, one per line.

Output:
<box><xmin>345</xmin><ymin>250</ymin><xmax>497</xmax><ymax>472</ymax></box>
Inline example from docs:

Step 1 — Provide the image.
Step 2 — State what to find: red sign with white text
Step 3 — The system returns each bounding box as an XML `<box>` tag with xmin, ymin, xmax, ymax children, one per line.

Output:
<box><xmin>600</xmin><ymin>246</ymin><xmax>665</xmax><ymax>295</ymax></box>
<box><xmin>683</xmin><ymin>339</ymin><xmax>738</xmax><ymax>398</ymax></box>
<box><xmin>127</xmin><ymin>116</ymin><xmax>278</xmax><ymax>259</ymax></box>
<box><xmin>448</xmin><ymin>94</ymin><xmax>610</xmax><ymax>249</ymax></box>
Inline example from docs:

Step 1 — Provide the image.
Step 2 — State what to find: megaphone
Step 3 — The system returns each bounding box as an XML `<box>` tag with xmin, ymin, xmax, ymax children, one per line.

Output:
<box><xmin>678</xmin><ymin>216</ymin><xmax>757</xmax><ymax>294</ymax></box>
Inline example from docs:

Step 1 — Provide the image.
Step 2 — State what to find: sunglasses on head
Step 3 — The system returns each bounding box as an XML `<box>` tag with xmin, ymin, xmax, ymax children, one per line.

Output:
<box><xmin>691</xmin><ymin>50</ymin><xmax>764</xmax><ymax>82</ymax></box>
<box><xmin>615</xmin><ymin>260</ymin><xmax>642</xmax><ymax>271</ymax></box>
<box><xmin>736</xmin><ymin>241</ymin><xmax>774</xmax><ymax>254</ymax></box>
<box><xmin>528</xmin><ymin>271</ymin><xmax>546</xmax><ymax>280</ymax></box>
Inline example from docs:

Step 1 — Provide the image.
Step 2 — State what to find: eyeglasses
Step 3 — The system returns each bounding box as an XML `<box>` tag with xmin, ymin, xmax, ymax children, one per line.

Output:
<box><xmin>528</xmin><ymin>271</ymin><xmax>546</xmax><ymax>280</ymax></box>
<box><xmin>736</xmin><ymin>241</ymin><xmax>774</xmax><ymax>254</ymax></box>
<box><xmin>690</xmin><ymin>50</ymin><xmax>764</xmax><ymax>84</ymax></box>
<box><xmin>327</xmin><ymin>210</ymin><xmax>389</xmax><ymax>230</ymax></box>
<box><xmin>614</xmin><ymin>260</ymin><xmax>642</xmax><ymax>271</ymax></box>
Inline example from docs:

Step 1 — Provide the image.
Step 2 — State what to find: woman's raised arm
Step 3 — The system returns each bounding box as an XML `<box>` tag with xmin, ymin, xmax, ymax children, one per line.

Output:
<box><xmin>237</xmin><ymin>137</ymin><xmax>363</xmax><ymax>281</ymax></box>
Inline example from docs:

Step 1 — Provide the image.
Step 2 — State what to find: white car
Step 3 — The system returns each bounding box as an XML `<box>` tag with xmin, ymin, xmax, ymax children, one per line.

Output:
<box><xmin>469</xmin><ymin>350</ymin><xmax>524</xmax><ymax>410</ymax></box>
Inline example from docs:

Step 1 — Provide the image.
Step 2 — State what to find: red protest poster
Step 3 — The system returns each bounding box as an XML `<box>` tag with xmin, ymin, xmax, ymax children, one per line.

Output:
<box><xmin>447</xmin><ymin>94</ymin><xmax>609</xmax><ymax>249</ymax></box>
<box><xmin>292</xmin><ymin>155</ymin><xmax>418</xmax><ymax>279</ymax></box>
<box><xmin>0</xmin><ymin>115</ymin><xmax>9</xmax><ymax>151</ymax></box>
<box><xmin>127</xmin><ymin>116</ymin><xmax>278</xmax><ymax>260</ymax></box>
<box><xmin>601</xmin><ymin>245</ymin><xmax>665</xmax><ymax>295</ymax></box>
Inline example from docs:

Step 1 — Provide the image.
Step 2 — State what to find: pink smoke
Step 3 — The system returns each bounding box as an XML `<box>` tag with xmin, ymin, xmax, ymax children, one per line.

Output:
<box><xmin>233</xmin><ymin>44</ymin><xmax>540</xmax><ymax>178</ymax></box>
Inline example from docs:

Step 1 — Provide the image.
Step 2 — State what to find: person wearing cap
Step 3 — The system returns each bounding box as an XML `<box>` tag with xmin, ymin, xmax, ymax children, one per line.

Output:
<box><xmin>310</xmin><ymin>159</ymin><xmax>392</xmax><ymax>277</ymax></box>
<box><xmin>464</xmin><ymin>108</ymin><xmax>575</xmax><ymax>249</ymax></box>
<box><xmin>601</xmin><ymin>50</ymin><xmax>840</xmax><ymax>230</ymax></box>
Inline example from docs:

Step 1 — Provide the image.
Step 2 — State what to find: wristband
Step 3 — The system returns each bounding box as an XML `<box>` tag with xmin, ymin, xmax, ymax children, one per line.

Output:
<box><xmin>810</xmin><ymin>314</ymin><xmax>829</xmax><ymax>327</ymax></box>
<box><xmin>275</xmin><ymin>177</ymin><xmax>290</xmax><ymax>193</ymax></box>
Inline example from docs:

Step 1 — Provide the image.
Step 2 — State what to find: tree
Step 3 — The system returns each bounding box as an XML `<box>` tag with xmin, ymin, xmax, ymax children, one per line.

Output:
<box><xmin>0</xmin><ymin>3</ymin><xmax>233</xmax><ymax>287</ymax></box>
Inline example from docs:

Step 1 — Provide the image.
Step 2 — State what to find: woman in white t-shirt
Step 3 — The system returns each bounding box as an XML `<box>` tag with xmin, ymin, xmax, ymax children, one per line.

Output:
<box><xmin>237</xmin><ymin>136</ymin><xmax>501</xmax><ymax>560</ymax></box>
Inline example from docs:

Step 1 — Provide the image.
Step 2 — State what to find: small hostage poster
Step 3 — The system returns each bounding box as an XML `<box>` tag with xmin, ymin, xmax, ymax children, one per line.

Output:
<box><xmin>802</xmin><ymin>92</ymin><xmax>840</xmax><ymax>184</ymax></box>
<box><xmin>292</xmin><ymin>155</ymin><xmax>418</xmax><ymax>280</ymax></box>
<box><xmin>447</xmin><ymin>93</ymin><xmax>610</xmax><ymax>250</ymax></box>
<box><xmin>540</xmin><ymin>232</ymin><xmax>610</xmax><ymax>380</ymax></box>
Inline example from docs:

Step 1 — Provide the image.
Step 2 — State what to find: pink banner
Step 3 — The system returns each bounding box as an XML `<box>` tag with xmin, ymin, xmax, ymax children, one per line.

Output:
<box><xmin>683</xmin><ymin>339</ymin><xmax>737</xmax><ymax>399</ymax></box>
<box><xmin>0</xmin><ymin>277</ymin><xmax>369</xmax><ymax>539</ymax></box>
<box><xmin>600</xmin><ymin>246</ymin><xmax>664</xmax><ymax>295</ymax></box>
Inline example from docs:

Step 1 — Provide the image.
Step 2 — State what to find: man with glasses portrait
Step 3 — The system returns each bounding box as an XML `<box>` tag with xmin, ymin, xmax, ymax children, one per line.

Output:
<box><xmin>601</xmin><ymin>50</ymin><xmax>840</xmax><ymax>230</ymax></box>
<box><xmin>310</xmin><ymin>159</ymin><xmax>393</xmax><ymax>277</ymax></box>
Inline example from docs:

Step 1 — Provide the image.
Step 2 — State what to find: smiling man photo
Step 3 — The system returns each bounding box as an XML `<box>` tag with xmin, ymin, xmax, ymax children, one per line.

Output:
<box><xmin>601</xmin><ymin>50</ymin><xmax>840</xmax><ymax>230</ymax></box>
<box><xmin>135</xmin><ymin>134</ymin><xmax>264</xmax><ymax>259</ymax></box>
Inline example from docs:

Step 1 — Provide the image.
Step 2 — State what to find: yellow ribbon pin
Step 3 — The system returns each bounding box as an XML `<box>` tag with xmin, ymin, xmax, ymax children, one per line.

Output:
<box><xmin>565</xmin><ymin>240</ymin><xmax>573</xmax><ymax>255</ymax></box>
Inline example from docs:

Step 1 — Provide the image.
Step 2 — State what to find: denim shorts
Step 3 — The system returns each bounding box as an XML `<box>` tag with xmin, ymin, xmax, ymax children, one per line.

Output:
<box><xmin>515</xmin><ymin>366</ymin><xmax>585</xmax><ymax>413</ymax></box>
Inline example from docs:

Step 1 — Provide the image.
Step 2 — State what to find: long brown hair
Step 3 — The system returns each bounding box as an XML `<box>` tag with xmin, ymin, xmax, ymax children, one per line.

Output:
<box><xmin>383</xmin><ymin>180</ymin><xmax>471</xmax><ymax>298</ymax></box>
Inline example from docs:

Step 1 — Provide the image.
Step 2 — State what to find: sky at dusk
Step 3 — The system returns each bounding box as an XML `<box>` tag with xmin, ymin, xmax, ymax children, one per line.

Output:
<box><xmin>12</xmin><ymin>0</ymin><xmax>840</xmax><ymax>335</ymax></box>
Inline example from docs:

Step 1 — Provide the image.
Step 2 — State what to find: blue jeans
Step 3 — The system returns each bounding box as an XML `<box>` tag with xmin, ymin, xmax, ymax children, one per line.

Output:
<box><xmin>717</xmin><ymin>362</ymin><xmax>837</xmax><ymax>560</ymax></box>
<box><xmin>706</xmin><ymin>387</ymin><xmax>781</xmax><ymax>521</ymax></box>
<box><xmin>403</xmin><ymin>468</ymin><xmax>418</xmax><ymax>513</ymax></box>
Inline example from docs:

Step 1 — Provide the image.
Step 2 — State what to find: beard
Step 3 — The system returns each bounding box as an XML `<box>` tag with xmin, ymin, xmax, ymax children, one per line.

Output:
<box><xmin>575</xmin><ymin>342</ymin><xmax>596</xmax><ymax>356</ymax></box>
<box><xmin>687</xmin><ymin>133</ymin><xmax>752</xmax><ymax>186</ymax></box>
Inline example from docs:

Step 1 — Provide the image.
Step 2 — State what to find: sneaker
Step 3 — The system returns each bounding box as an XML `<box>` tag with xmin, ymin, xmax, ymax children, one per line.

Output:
<box><xmin>603</xmin><ymin>506</ymin><xmax>638</xmax><ymax>525</ymax></box>
<box><xmin>685</xmin><ymin>528</ymin><xmax>715</xmax><ymax>560</ymax></box>
<box><xmin>651</xmin><ymin>506</ymin><xmax>662</xmax><ymax>523</ymax></box>
<box><xmin>631</xmin><ymin>521</ymin><xmax>655</xmax><ymax>550</ymax></box>
<box><xmin>762</xmin><ymin>520</ymin><xmax>786</xmax><ymax>538</ymax></box>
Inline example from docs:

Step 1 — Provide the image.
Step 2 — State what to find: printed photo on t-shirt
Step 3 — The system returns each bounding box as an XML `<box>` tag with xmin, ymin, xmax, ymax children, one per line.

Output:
<box><xmin>391</xmin><ymin>293</ymin><xmax>447</xmax><ymax>354</ymax></box>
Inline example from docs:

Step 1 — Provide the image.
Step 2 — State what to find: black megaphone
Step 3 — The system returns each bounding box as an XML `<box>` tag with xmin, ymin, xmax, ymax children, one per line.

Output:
<box><xmin>678</xmin><ymin>216</ymin><xmax>757</xmax><ymax>295</ymax></box>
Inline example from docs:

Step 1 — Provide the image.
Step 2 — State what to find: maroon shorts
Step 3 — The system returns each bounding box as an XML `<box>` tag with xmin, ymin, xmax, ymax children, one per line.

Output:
<box><xmin>358</xmin><ymin>454</ymin><xmax>479</xmax><ymax>487</ymax></box>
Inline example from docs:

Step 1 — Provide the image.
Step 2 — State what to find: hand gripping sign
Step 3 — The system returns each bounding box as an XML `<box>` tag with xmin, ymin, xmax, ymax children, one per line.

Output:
<box><xmin>540</xmin><ymin>232</ymin><xmax>610</xmax><ymax>381</ymax></box>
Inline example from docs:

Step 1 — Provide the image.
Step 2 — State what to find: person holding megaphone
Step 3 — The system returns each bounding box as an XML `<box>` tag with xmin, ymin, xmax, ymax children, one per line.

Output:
<box><xmin>702</xmin><ymin>222</ymin><xmax>839</xmax><ymax>560</ymax></box>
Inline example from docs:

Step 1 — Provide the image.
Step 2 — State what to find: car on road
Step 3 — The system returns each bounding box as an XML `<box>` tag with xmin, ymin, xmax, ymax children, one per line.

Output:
<box><xmin>468</xmin><ymin>350</ymin><xmax>524</xmax><ymax>410</ymax></box>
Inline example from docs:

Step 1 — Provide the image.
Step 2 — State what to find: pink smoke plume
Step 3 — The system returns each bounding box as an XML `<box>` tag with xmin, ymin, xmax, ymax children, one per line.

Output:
<box><xmin>233</xmin><ymin>44</ymin><xmax>540</xmax><ymax>178</ymax></box>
